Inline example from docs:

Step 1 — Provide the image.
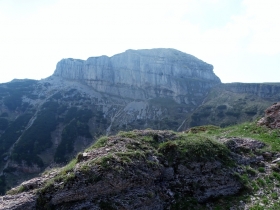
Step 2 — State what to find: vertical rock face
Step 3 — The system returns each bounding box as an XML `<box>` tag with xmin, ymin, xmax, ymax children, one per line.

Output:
<box><xmin>53</xmin><ymin>48</ymin><xmax>221</xmax><ymax>101</ymax></box>
<box><xmin>222</xmin><ymin>83</ymin><xmax>280</xmax><ymax>100</ymax></box>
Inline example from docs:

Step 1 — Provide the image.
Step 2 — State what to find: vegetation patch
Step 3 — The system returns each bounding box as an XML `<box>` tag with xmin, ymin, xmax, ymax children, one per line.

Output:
<box><xmin>55</xmin><ymin>108</ymin><xmax>93</xmax><ymax>163</ymax></box>
<box><xmin>0</xmin><ymin>113</ymin><xmax>33</xmax><ymax>160</ymax></box>
<box><xmin>11</xmin><ymin>101</ymin><xmax>59</xmax><ymax>166</ymax></box>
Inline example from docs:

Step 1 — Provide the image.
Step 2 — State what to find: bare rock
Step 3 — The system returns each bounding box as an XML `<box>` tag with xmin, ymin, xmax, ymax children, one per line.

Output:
<box><xmin>53</xmin><ymin>48</ymin><xmax>221</xmax><ymax>102</ymax></box>
<box><xmin>0</xmin><ymin>192</ymin><xmax>36</xmax><ymax>210</ymax></box>
<box><xmin>222</xmin><ymin>137</ymin><xmax>265</xmax><ymax>153</ymax></box>
<box><xmin>258</xmin><ymin>102</ymin><xmax>280</xmax><ymax>129</ymax></box>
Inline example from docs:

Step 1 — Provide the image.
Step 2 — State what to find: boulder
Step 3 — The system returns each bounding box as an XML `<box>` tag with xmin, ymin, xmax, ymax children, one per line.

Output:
<box><xmin>258</xmin><ymin>102</ymin><xmax>280</xmax><ymax>129</ymax></box>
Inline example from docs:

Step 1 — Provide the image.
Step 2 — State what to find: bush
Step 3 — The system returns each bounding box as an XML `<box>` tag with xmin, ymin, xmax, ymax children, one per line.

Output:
<box><xmin>217</xmin><ymin>105</ymin><xmax>227</xmax><ymax>110</ymax></box>
<box><xmin>225</xmin><ymin>109</ymin><xmax>241</xmax><ymax>117</ymax></box>
<box><xmin>0</xmin><ymin>175</ymin><xmax>6</xmax><ymax>195</ymax></box>
<box><xmin>54</xmin><ymin>108</ymin><xmax>93</xmax><ymax>163</ymax></box>
<box><xmin>244</xmin><ymin>106</ymin><xmax>258</xmax><ymax>115</ymax></box>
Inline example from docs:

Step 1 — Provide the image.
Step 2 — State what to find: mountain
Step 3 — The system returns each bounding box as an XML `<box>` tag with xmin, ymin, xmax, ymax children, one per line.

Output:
<box><xmin>0</xmin><ymin>48</ymin><xmax>279</xmax><ymax>195</ymax></box>
<box><xmin>54</xmin><ymin>48</ymin><xmax>220</xmax><ymax>101</ymax></box>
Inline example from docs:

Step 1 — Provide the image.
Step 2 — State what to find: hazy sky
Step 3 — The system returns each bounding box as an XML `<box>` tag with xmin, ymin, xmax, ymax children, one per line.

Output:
<box><xmin>0</xmin><ymin>0</ymin><xmax>279</xmax><ymax>83</ymax></box>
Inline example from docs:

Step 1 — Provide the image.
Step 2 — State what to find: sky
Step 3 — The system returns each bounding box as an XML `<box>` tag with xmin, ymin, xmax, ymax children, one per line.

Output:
<box><xmin>0</xmin><ymin>0</ymin><xmax>280</xmax><ymax>83</ymax></box>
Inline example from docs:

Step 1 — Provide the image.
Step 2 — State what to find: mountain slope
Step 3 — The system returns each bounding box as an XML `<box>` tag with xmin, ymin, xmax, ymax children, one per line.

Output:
<box><xmin>1</xmin><ymin>121</ymin><xmax>280</xmax><ymax>209</ymax></box>
<box><xmin>182</xmin><ymin>83</ymin><xmax>280</xmax><ymax>129</ymax></box>
<box><xmin>0</xmin><ymin>49</ymin><xmax>221</xmax><ymax>193</ymax></box>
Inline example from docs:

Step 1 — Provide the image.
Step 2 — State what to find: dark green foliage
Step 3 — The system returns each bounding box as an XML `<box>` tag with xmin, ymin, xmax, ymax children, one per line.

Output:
<box><xmin>190</xmin><ymin>113</ymin><xmax>200</xmax><ymax>127</ymax></box>
<box><xmin>258</xmin><ymin>167</ymin><xmax>265</xmax><ymax>173</ymax></box>
<box><xmin>203</xmin><ymin>105</ymin><xmax>213</xmax><ymax>110</ymax></box>
<box><xmin>220</xmin><ymin>121</ymin><xmax>235</xmax><ymax>128</ymax></box>
<box><xmin>65</xmin><ymin>89</ymin><xmax>77</xmax><ymax>96</ymax></box>
<box><xmin>186</xmin><ymin>125</ymin><xmax>220</xmax><ymax>134</ymax></box>
<box><xmin>171</xmin><ymin>197</ymin><xmax>201</xmax><ymax>210</ymax></box>
<box><xmin>217</xmin><ymin>105</ymin><xmax>227</xmax><ymax>110</ymax></box>
<box><xmin>0</xmin><ymin>114</ymin><xmax>33</xmax><ymax>158</ymax></box>
<box><xmin>199</xmin><ymin>109</ymin><xmax>211</xmax><ymax>117</ymax></box>
<box><xmin>11</xmin><ymin>101</ymin><xmax>59</xmax><ymax>166</ymax></box>
<box><xmin>5</xmin><ymin>80</ymin><xmax>37</xmax><ymax>89</ymax></box>
<box><xmin>57</xmin><ymin>105</ymin><xmax>67</xmax><ymax>115</ymax></box>
<box><xmin>3</xmin><ymin>80</ymin><xmax>37</xmax><ymax>111</ymax></box>
<box><xmin>64</xmin><ymin>107</ymin><xmax>78</xmax><ymax>124</ymax></box>
<box><xmin>0</xmin><ymin>175</ymin><xmax>6</xmax><ymax>195</ymax></box>
<box><xmin>3</xmin><ymin>166</ymin><xmax>16</xmax><ymax>173</ymax></box>
<box><xmin>51</xmin><ymin>92</ymin><xmax>63</xmax><ymax>100</ymax></box>
<box><xmin>55</xmin><ymin>121</ymin><xmax>77</xmax><ymax>163</ymax></box>
<box><xmin>158</xmin><ymin>141</ymin><xmax>178</xmax><ymax>153</ymax></box>
<box><xmin>189</xmin><ymin>121</ymin><xmax>199</xmax><ymax>127</ymax></box>
<box><xmin>156</xmin><ymin>132</ymin><xmax>230</xmax><ymax>165</ymax></box>
<box><xmin>0</xmin><ymin>118</ymin><xmax>9</xmax><ymax>130</ymax></box>
<box><xmin>54</xmin><ymin>108</ymin><xmax>93</xmax><ymax>163</ymax></box>
<box><xmin>76</xmin><ymin>109</ymin><xmax>93</xmax><ymax>123</ymax></box>
<box><xmin>176</xmin><ymin>135</ymin><xmax>230</xmax><ymax>162</ymax></box>
<box><xmin>99</xmin><ymin>200</ymin><xmax>115</xmax><ymax>210</ymax></box>
<box><xmin>36</xmin><ymin>194</ymin><xmax>55</xmax><ymax>210</ymax></box>
<box><xmin>217</xmin><ymin>111</ymin><xmax>224</xmax><ymax>118</ymax></box>
<box><xmin>0</xmin><ymin>112</ymin><xmax>8</xmax><ymax>117</ymax></box>
<box><xmin>225</xmin><ymin>109</ymin><xmax>241</xmax><ymax>117</ymax></box>
<box><xmin>88</xmin><ymin>136</ymin><xmax>109</xmax><ymax>150</ymax></box>
<box><xmin>244</xmin><ymin>106</ymin><xmax>258</xmax><ymax>115</ymax></box>
<box><xmin>4</xmin><ymin>92</ymin><xmax>22</xmax><ymax>111</ymax></box>
<box><xmin>0</xmin><ymin>87</ymin><xmax>8</xmax><ymax>97</ymax></box>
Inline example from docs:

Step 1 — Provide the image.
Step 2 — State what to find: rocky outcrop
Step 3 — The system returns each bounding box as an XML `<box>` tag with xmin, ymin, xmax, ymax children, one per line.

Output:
<box><xmin>53</xmin><ymin>48</ymin><xmax>221</xmax><ymax>102</ymax></box>
<box><xmin>0</xmin><ymin>129</ymin><xmax>268</xmax><ymax>209</ymax></box>
<box><xmin>222</xmin><ymin>83</ymin><xmax>280</xmax><ymax>100</ymax></box>
<box><xmin>258</xmin><ymin>102</ymin><xmax>280</xmax><ymax>128</ymax></box>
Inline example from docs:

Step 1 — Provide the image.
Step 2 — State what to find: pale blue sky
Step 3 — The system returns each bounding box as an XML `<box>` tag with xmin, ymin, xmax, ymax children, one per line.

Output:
<box><xmin>0</xmin><ymin>0</ymin><xmax>279</xmax><ymax>83</ymax></box>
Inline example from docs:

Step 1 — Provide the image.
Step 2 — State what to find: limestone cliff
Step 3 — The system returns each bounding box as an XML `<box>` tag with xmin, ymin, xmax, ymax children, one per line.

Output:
<box><xmin>222</xmin><ymin>83</ymin><xmax>280</xmax><ymax>100</ymax></box>
<box><xmin>53</xmin><ymin>48</ymin><xmax>221</xmax><ymax>102</ymax></box>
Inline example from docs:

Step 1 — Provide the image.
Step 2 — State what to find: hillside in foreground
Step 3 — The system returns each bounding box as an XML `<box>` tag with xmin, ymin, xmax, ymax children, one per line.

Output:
<box><xmin>1</xmin><ymin>103</ymin><xmax>280</xmax><ymax>210</ymax></box>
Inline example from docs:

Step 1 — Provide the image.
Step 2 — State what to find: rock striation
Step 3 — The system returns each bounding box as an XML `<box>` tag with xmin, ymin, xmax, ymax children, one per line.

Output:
<box><xmin>222</xmin><ymin>83</ymin><xmax>280</xmax><ymax>100</ymax></box>
<box><xmin>53</xmin><ymin>48</ymin><xmax>221</xmax><ymax>102</ymax></box>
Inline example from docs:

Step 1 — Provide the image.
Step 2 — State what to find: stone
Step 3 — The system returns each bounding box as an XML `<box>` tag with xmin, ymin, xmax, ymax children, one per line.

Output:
<box><xmin>272</xmin><ymin>158</ymin><xmax>280</xmax><ymax>163</ymax></box>
<box><xmin>258</xmin><ymin>102</ymin><xmax>280</xmax><ymax>129</ymax></box>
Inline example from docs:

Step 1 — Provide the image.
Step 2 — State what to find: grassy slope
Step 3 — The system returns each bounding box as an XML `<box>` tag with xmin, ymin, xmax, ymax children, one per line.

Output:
<box><xmin>185</xmin><ymin>122</ymin><xmax>280</xmax><ymax>209</ymax></box>
<box><xmin>184</xmin><ymin>86</ymin><xmax>274</xmax><ymax>129</ymax></box>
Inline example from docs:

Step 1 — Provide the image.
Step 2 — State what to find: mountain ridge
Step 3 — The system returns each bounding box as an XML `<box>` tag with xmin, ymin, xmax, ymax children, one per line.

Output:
<box><xmin>53</xmin><ymin>48</ymin><xmax>220</xmax><ymax>102</ymax></box>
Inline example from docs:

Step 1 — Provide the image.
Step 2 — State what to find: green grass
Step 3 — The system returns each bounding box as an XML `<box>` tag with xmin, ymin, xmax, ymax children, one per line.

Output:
<box><xmin>205</xmin><ymin>122</ymin><xmax>280</xmax><ymax>151</ymax></box>
<box><xmin>6</xmin><ymin>185</ymin><xmax>27</xmax><ymax>195</ymax></box>
<box><xmin>87</xmin><ymin>136</ymin><xmax>109</xmax><ymax>150</ymax></box>
<box><xmin>117</xmin><ymin>131</ymin><xmax>138</xmax><ymax>138</ymax></box>
<box><xmin>258</xmin><ymin>167</ymin><xmax>265</xmax><ymax>173</ymax></box>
